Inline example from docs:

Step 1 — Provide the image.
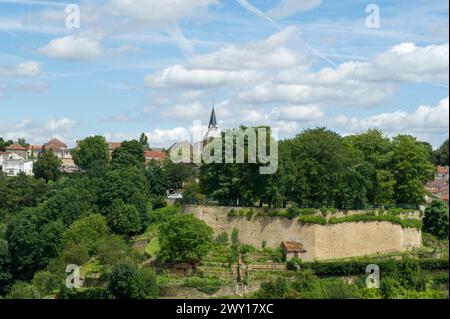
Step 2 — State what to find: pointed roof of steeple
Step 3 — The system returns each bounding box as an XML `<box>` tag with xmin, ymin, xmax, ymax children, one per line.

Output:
<box><xmin>208</xmin><ymin>105</ymin><xmax>218</xmax><ymax>128</ymax></box>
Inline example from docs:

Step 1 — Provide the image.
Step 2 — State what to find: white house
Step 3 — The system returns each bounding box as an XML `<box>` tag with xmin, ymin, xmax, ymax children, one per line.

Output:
<box><xmin>1</xmin><ymin>154</ymin><xmax>33</xmax><ymax>176</ymax></box>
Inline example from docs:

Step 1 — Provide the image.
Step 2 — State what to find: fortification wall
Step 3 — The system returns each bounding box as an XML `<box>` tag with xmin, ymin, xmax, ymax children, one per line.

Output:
<box><xmin>182</xmin><ymin>205</ymin><xmax>422</xmax><ymax>261</ymax></box>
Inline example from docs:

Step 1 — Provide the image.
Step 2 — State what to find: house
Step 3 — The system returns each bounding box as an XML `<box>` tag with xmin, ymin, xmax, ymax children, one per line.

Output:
<box><xmin>144</xmin><ymin>150</ymin><xmax>167</xmax><ymax>164</ymax></box>
<box><xmin>281</xmin><ymin>241</ymin><xmax>307</xmax><ymax>261</ymax></box>
<box><xmin>107</xmin><ymin>142</ymin><xmax>122</xmax><ymax>158</ymax></box>
<box><xmin>27</xmin><ymin>144</ymin><xmax>44</xmax><ymax>159</ymax></box>
<box><xmin>435</xmin><ymin>166</ymin><xmax>449</xmax><ymax>181</ymax></box>
<box><xmin>5</xmin><ymin>143</ymin><xmax>28</xmax><ymax>159</ymax></box>
<box><xmin>1</xmin><ymin>153</ymin><xmax>33</xmax><ymax>176</ymax></box>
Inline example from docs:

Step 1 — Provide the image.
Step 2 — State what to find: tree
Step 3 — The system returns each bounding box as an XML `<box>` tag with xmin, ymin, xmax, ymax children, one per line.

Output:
<box><xmin>17</xmin><ymin>138</ymin><xmax>29</xmax><ymax>148</ymax></box>
<box><xmin>0</xmin><ymin>137</ymin><xmax>13</xmax><ymax>152</ymax></box>
<box><xmin>146</xmin><ymin>160</ymin><xmax>169</xmax><ymax>197</ymax></box>
<box><xmin>111</xmin><ymin>140</ymin><xmax>145</xmax><ymax>167</ymax></box>
<box><xmin>0</xmin><ymin>238</ymin><xmax>12</xmax><ymax>295</ymax></box>
<box><xmin>106</xmin><ymin>200</ymin><xmax>142</xmax><ymax>236</ymax></box>
<box><xmin>139</xmin><ymin>133</ymin><xmax>150</xmax><ymax>150</ymax></box>
<box><xmin>373</xmin><ymin>170</ymin><xmax>395</xmax><ymax>206</ymax></box>
<box><xmin>98</xmin><ymin>167</ymin><xmax>148</xmax><ymax>220</ymax></box>
<box><xmin>33</xmin><ymin>149</ymin><xmax>62</xmax><ymax>182</ymax></box>
<box><xmin>5</xmin><ymin>281</ymin><xmax>40</xmax><ymax>299</ymax></box>
<box><xmin>95</xmin><ymin>235</ymin><xmax>134</xmax><ymax>266</ymax></box>
<box><xmin>433</xmin><ymin>139</ymin><xmax>449</xmax><ymax>166</ymax></box>
<box><xmin>107</xmin><ymin>259</ymin><xmax>158</xmax><ymax>299</ymax></box>
<box><xmin>5</xmin><ymin>209</ymin><xmax>43</xmax><ymax>280</ymax></box>
<box><xmin>71</xmin><ymin>136</ymin><xmax>109</xmax><ymax>170</ymax></box>
<box><xmin>62</xmin><ymin>214</ymin><xmax>109</xmax><ymax>252</ymax></box>
<box><xmin>164</xmin><ymin>159</ymin><xmax>194</xmax><ymax>190</ymax></box>
<box><xmin>423</xmin><ymin>200</ymin><xmax>449</xmax><ymax>239</ymax></box>
<box><xmin>159</xmin><ymin>214</ymin><xmax>213</xmax><ymax>264</ymax></box>
<box><xmin>390</xmin><ymin>135</ymin><xmax>435</xmax><ymax>205</ymax></box>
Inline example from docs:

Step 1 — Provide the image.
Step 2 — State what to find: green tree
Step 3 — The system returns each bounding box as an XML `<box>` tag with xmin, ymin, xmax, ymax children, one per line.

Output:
<box><xmin>0</xmin><ymin>237</ymin><xmax>12</xmax><ymax>295</ymax></box>
<box><xmin>33</xmin><ymin>149</ymin><xmax>62</xmax><ymax>182</ymax></box>
<box><xmin>390</xmin><ymin>135</ymin><xmax>435</xmax><ymax>205</ymax></box>
<box><xmin>95</xmin><ymin>235</ymin><xmax>134</xmax><ymax>266</ymax></box>
<box><xmin>164</xmin><ymin>159</ymin><xmax>194</xmax><ymax>190</ymax></box>
<box><xmin>433</xmin><ymin>139</ymin><xmax>449</xmax><ymax>166</ymax></box>
<box><xmin>106</xmin><ymin>200</ymin><xmax>142</xmax><ymax>236</ymax></box>
<box><xmin>62</xmin><ymin>214</ymin><xmax>109</xmax><ymax>252</ymax></box>
<box><xmin>146</xmin><ymin>160</ymin><xmax>169</xmax><ymax>197</ymax></box>
<box><xmin>0</xmin><ymin>137</ymin><xmax>13</xmax><ymax>152</ymax></box>
<box><xmin>159</xmin><ymin>214</ymin><xmax>213</xmax><ymax>263</ymax></box>
<box><xmin>111</xmin><ymin>140</ymin><xmax>145</xmax><ymax>168</ymax></box>
<box><xmin>107</xmin><ymin>259</ymin><xmax>158</xmax><ymax>299</ymax></box>
<box><xmin>71</xmin><ymin>136</ymin><xmax>109</xmax><ymax>170</ymax></box>
<box><xmin>5</xmin><ymin>281</ymin><xmax>40</xmax><ymax>299</ymax></box>
<box><xmin>423</xmin><ymin>200</ymin><xmax>449</xmax><ymax>239</ymax></box>
<box><xmin>98</xmin><ymin>167</ymin><xmax>148</xmax><ymax>221</ymax></box>
<box><xmin>373</xmin><ymin>170</ymin><xmax>395</xmax><ymax>206</ymax></box>
<box><xmin>139</xmin><ymin>133</ymin><xmax>150</xmax><ymax>150</ymax></box>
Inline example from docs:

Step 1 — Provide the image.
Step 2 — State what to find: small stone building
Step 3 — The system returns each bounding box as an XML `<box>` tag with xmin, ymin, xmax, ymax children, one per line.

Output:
<box><xmin>281</xmin><ymin>241</ymin><xmax>307</xmax><ymax>261</ymax></box>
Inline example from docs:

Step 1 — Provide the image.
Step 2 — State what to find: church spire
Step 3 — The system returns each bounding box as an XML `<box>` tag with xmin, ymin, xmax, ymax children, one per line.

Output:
<box><xmin>208</xmin><ymin>104</ymin><xmax>218</xmax><ymax>128</ymax></box>
<box><xmin>204</xmin><ymin>100</ymin><xmax>221</xmax><ymax>140</ymax></box>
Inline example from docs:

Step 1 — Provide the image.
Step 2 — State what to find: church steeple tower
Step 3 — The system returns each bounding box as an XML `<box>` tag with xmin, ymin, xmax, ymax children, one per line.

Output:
<box><xmin>204</xmin><ymin>101</ymin><xmax>221</xmax><ymax>140</ymax></box>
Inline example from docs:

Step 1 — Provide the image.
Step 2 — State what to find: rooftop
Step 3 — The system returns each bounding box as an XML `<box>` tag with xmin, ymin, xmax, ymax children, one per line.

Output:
<box><xmin>5</xmin><ymin>143</ymin><xmax>27</xmax><ymax>151</ymax></box>
<box><xmin>282</xmin><ymin>241</ymin><xmax>306</xmax><ymax>253</ymax></box>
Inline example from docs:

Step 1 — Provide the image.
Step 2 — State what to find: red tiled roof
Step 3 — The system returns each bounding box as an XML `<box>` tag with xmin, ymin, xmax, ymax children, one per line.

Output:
<box><xmin>436</xmin><ymin>166</ymin><xmax>449</xmax><ymax>174</ymax></box>
<box><xmin>44</xmin><ymin>138</ymin><xmax>67</xmax><ymax>150</ymax></box>
<box><xmin>5</xmin><ymin>143</ymin><xmax>27</xmax><ymax>151</ymax></box>
<box><xmin>282</xmin><ymin>241</ymin><xmax>306</xmax><ymax>252</ymax></box>
<box><xmin>107</xmin><ymin>142</ymin><xmax>122</xmax><ymax>150</ymax></box>
<box><xmin>145</xmin><ymin>150</ymin><xmax>167</xmax><ymax>160</ymax></box>
<box><xmin>28</xmin><ymin>145</ymin><xmax>43</xmax><ymax>151</ymax></box>
<box><xmin>442</xmin><ymin>194</ymin><xmax>449</xmax><ymax>201</ymax></box>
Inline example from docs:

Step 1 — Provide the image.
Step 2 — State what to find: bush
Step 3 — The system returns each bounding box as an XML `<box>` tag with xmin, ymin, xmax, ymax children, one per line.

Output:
<box><xmin>231</xmin><ymin>228</ymin><xmax>239</xmax><ymax>246</ymax></box>
<box><xmin>298</xmin><ymin>215</ymin><xmax>327</xmax><ymax>225</ymax></box>
<box><xmin>423</xmin><ymin>200</ymin><xmax>449</xmax><ymax>239</ymax></box>
<box><xmin>107</xmin><ymin>259</ymin><xmax>158</xmax><ymax>299</ymax></box>
<box><xmin>214</xmin><ymin>232</ymin><xmax>228</xmax><ymax>245</ymax></box>
<box><xmin>286</xmin><ymin>257</ymin><xmax>302</xmax><ymax>271</ymax></box>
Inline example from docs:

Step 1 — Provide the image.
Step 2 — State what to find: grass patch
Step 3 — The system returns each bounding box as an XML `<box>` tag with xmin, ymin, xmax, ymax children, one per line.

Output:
<box><xmin>145</xmin><ymin>237</ymin><xmax>160</xmax><ymax>258</ymax></box>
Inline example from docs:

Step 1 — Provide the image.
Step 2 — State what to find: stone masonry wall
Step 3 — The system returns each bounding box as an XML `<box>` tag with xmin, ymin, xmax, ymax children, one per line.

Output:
<box><xmin>182</xmin><ymin>205</ymin><xmax>422</xmax><ymax>261</ymax></box>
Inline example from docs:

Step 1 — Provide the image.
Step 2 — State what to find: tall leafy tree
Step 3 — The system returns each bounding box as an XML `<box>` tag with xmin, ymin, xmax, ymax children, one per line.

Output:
<box><xmin>33</xmin><ymin>149</ymin><xmax>62</xmax><ymax>182</ymax></box>
<box><xmin>139</xmin><ymin>133</ymin><xmax>150</xmax><ymax>150</ymax></box>
<box><xmin>72</xmin><ymin>136</ymin><xmax>109</xmax><ymax>170</ymax></box>
<box><xmin>146</xmin><ymin>160</ymin><xmax>169</xmax><ymax>197</ymax></box>
<box><xmin>433</xmin><ymin>139</ymin><xmax>449</xmax><ymax>166</ymax></box>
<box><xmin>111</xmin><ymin>140</ymin><xmax>145</xmax><ymax>168</ymax></box>
<box><xmin>423</xmin><ymin>200</ymin><xmax>449</xmax><ymax>239</ymax></box>
<box><xmin>390</xmin><ymin>135</ymin><xmax>435</xmax><ymax>205</ymax></box>
<box><xmin>159</xmin><ymin>214</ymin><xmax>213</xmax><ymax>264</ymax></box>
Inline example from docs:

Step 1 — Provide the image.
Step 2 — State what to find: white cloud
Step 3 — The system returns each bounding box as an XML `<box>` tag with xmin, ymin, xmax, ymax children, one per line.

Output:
<box><xmin>106</xmin><ymin>0</ymin><xmax>218</xmax><ymax>26</ymax></box>
<box><xmin>147</xmin><ymin>127</ymin><xmax>191</xmax><ymax>148</ymax></box>
<box><xmin>0</xmin><ymin>117</ymin><xmax>78</xmax><ymax>146</ymax></box>
<box><xmin>270</xmin><ymin>104</ymin><xmax>324</xmax><ymax>121</ymax></box>
<box><xmin>145</xmin><ymin>27</ymin><xmax>306</xmax><ymax>89</ymax></box>
<box><xmin>0</xmin><ymin>61</ymin><xmax>41</xmax><ymax>76</ymax></box>
<box><xmin>38</xmin><ymin>35</ymin><xmax>102</xmax><ymax>60</ymax></box>
<box><xmin>333</xmin><ymin>97</ymin><xmax>449</xmax><ymax>137</ymax></box>
<box><xmin>239</xmin><ymin>42</ymin><xmax>448</xmax><ymax>106</ymax></box>
<box><xmin>267</xmin><ymin>0</ymin><xmax>321</xmax><ymax>18</ymax></box>
<box><xmin>145</xmin><ymin>64</ymin><xmax>264</xmax><ymax>88</ymax></box>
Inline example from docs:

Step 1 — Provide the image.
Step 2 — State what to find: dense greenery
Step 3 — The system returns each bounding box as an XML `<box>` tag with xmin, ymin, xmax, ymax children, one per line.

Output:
<box><xmin>33</xmin><ymin>150</ymin><xmax>62</xmax><ymax>182</ymax></box>
<box><xmin>200</xmin><ymin>128</ymin><xmax>436</xmax><ymax>208</ymax></box>
<box><xmin>159</xmin><ymin>214</ymin><xmax>213</xmax><ymax>264</ymax></box>
<box><xmin>423</xmin><ymin>201</ymin><xmax>449</xmax><ymax>239</ymax></box>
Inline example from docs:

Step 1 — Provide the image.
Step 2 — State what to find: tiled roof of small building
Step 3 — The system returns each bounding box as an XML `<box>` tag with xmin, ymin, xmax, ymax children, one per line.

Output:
<box><xmin>5</xmin><ymin>143</ymin><xmax>27</xmax><ymax>151</ymax></box>
<box><xmin>282</xmin><ymin>241</ymin><xmax>306</xmax><ymax>252</ymax></box>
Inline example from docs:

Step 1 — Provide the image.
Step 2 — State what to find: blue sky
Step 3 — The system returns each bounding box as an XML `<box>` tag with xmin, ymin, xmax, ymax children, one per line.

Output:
<box><xmin>0</xmin><ymin>0</ymin><xmax>448</xmax><ymax>148</ymax></box>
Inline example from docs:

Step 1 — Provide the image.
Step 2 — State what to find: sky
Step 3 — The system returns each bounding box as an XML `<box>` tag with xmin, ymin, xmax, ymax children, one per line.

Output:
<box><xmin>0</xmin><ymin>0</ymin><xmax>448</xmax><ymax>148</ymax></box>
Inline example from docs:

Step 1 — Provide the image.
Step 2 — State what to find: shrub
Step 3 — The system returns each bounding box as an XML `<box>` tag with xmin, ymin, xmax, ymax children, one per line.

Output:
<box><xmin>214</xmin><ymin>232</ymin><xmax>228</xmax><ymax>245</ymax></box>
<box><xmin>286</xmin><ymin>257</ymin><xmax>302</xmax><ymax>271</ymax></box>
<box><xmin>298</xmin><ymin>215</ymin><xmax>327</xmax><ymax>225</ymax></box>
<box><xmin>231</xmin><ymin>228</ymin><xmax>239</xmax><ymax>246</ymax></box>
